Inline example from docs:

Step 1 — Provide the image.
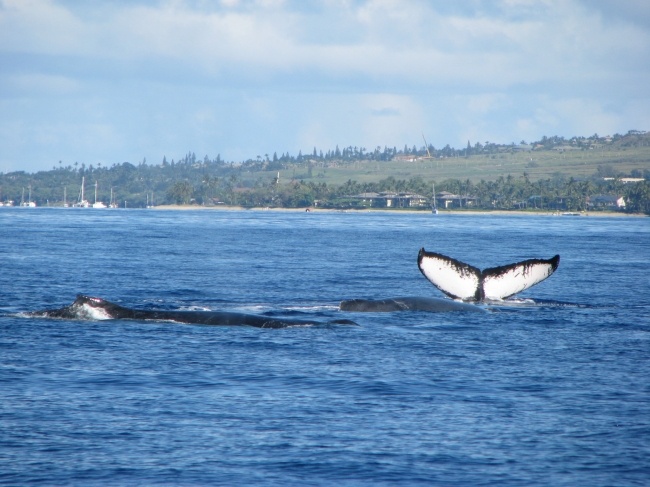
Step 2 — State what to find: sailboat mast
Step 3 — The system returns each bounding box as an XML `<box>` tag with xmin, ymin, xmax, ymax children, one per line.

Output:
<box><xmin>422</xmin><ymin>133</ymin><xmax>432</xmax><ymax>158</ymax></box>
<box><xmin>95</xmin><ymin>181</ymin><xmax>98</xmax><ymax>204</ymax></box>
<box><xmin>432</xmin><ymin>182</ymin><xmax>438</xmax><ymax>213</ymax></box>
<box><xmin>432</xmin><ymin>183</ymin><xmax>435</xmax><ymax>208</ymax></box>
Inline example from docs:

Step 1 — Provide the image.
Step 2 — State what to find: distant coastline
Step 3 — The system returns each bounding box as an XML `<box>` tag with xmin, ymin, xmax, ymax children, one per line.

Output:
<box><xmin>1</xmin><ymin>130</ymin><xmax>648</xmax><ymax>213</ymax></box>
<box><xmin>153</xmin><ymin>205</ymin><xmax>646</xmax><ymax>217</ymax></box>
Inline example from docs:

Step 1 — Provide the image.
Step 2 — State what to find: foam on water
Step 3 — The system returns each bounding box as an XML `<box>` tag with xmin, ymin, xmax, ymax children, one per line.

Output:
<box><xmin>282</xmin><ymin>304</ymin><xmax>340</xmax><ymax>312</ymax></box>
<box><xmin>175</xmin><ymin>305</ymin><xmax>212</xmax><ymax>311</ymax></box>
<box><xmin>77</xmin><ymin>302</ymin><xmax>113</xmax><ymax>320</ymax></box>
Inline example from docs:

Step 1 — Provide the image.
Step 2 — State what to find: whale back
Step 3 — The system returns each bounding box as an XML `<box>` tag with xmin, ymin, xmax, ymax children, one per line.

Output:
<box><xmin>340</xmin><ymin>297</ymin><xmax>484</xmax><ymax>313</ymax></box>
<box><xmin>30</xmin><ymin>295</ymin><xmax>358</xmax><ymax>328</ymax></box>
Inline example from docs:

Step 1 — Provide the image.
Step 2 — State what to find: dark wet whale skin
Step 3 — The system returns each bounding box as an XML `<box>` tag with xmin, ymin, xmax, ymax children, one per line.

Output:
<box><xmin>339</xmin><ymin>296</ymin><xmax>485</xmax><ymax>313</ymax></box>
<box><xmin>32</xmin><ymin>295</ymin><xmax>358</xmax><ymax>329</ymax></box>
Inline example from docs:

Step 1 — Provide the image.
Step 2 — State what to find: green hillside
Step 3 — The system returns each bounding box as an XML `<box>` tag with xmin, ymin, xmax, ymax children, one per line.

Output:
<box><xmin>258</xmin><ymin>145</ymin><xmax>650</xmax><ymax>187</ymax></box>
<box><xmin>1</xmin><ymin>130</ymin><xmax>649</xmax><ymax>213</ymax></box>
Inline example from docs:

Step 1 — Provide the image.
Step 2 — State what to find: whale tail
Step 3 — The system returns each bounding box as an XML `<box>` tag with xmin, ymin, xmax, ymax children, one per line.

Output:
<box><xmin>417</xmin><ymin>249</ymin><xmax>560</xmax><ymax>301</ymax></box>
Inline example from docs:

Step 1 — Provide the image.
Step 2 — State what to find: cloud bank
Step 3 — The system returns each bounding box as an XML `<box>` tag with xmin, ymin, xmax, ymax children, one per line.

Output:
<box><xmin>1</xmin><ymin>0</ymin><xmax>649</xmax><ymax>172</ymax></box>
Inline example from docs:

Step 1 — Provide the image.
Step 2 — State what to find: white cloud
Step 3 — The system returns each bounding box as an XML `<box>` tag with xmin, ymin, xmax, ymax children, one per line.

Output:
<box><xmin>0</xmin><ymin>0</ymin><xmax>648</xmax><ymax>172</ymax></box>
<box><xmin>0</xmin><ymin>0</ymin><xmax>91</xmax><ymax>55</ymax></box>
<box><xmin>3</xmin><ymin>0</ymin><xmax>647</xmax><ymax>85</ymax></box>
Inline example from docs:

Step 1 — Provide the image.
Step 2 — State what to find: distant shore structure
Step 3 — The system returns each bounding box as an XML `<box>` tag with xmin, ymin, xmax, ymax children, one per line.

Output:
<box><xmin>92</xmin><ymin>181</ymin><xmax>107</xmax><ymax>208</ymax></box>
<box><xmin>73</xmin><ymin>177</ymin><xmax>90</xmax><ymax>207</ymax></box>
<box><xmin>21</xmin><ymin>186</ymin><xmax>36</xmax><ymax>207</ymax></box>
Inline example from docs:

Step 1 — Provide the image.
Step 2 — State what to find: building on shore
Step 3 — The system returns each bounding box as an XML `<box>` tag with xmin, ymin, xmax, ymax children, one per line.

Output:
<box><xmin>587</xmin><ymin>195</ymin><xmax>626</xmax><ymax>209</ymax></box>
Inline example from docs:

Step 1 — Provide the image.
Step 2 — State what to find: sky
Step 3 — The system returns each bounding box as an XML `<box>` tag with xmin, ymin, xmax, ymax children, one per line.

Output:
<box><xmin>1</xmin><ymin>0</ymin><xmax>649</xmax><ymax>173</ymax></box>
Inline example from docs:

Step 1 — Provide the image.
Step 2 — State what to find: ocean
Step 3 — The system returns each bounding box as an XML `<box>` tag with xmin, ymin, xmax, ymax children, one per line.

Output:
<box><xmin>1</xmin><ymin>208</ymin><xmax>649</xmax><ymax>486</ymax></box>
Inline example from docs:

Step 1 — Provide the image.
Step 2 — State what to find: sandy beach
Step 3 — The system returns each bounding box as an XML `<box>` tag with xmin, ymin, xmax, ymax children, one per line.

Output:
<box><xmin>153</xmin><ymin>205</ymin><xmax>646</xmax><ymax>217</ymax></box>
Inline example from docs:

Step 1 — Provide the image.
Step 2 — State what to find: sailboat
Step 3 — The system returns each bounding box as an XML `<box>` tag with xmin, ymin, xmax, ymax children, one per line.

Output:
<box><xmin>432</xmin><ymin>183</ymin><xmax>438</xmax><ymax>214</ymax></box>
<box><xmin>21</xmin><ymin>185</ymin><xmax>37</xmax><ymax>207</ymax></box>
<box><xmin>108</xmin><ymin>188</ymin><xmax>118</xmax><ymax>208</ymax></box>
<box><xmin>73</xmin><ymin>177</ymin><xmax>90</xmax><ymax>207</ymax></box>
<box><xmin>92</xmin><ymin>181</ymin><xmax>107</xmax><ymax>208</ymax></box>
<box><xmin>63</xmin><ymin>187</ymin><xmax>69</xmax><ymax>207</ymax></box>
<box><xmin>2</xmin><ymin>185</ymin><xmax>13</xmax><ymax>206</ymax></box>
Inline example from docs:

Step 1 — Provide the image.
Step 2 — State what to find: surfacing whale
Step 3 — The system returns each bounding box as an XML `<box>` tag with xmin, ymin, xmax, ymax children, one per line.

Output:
<box><xmin>418</xmin><ymin>248</ymin><xmax>560</xmax><ymax>301</ymax></box>
<box><xmin>340</xmin><ymin>296</ymin><xmax>484</xmax><ymax>313</ymax></box>
<box><xmin>30</xmin><ymin>295</ymin><xmax>358</xmax><ymax>329</ymax></box>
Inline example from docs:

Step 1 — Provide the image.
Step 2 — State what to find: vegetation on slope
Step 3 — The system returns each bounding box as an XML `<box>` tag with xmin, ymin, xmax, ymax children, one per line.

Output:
<box><xmin>1</xmin><ymin>131</ymin><xmax>649</xmax><ymax>213</ymax></box>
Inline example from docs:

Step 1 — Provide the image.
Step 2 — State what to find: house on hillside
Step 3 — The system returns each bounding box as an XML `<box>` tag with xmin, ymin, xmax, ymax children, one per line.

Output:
<box><xmin>393</xmin><ymin>155</ymin><xmax>418</xmax><ymax>162</ymax></box>
<box><xmin>602</xmin><ymin>178</ymin><xmax>644</xmax><ymax>184</ymax></box>
<box><xmin>512</xmin><ymin>144</ymin><xmax>532</xmax><ymax>152</ymax></box>
<box><xmin>553</xmin><ymin>146</ymin><xmax>577</xmax><ymax>152</ymax></box>
<box><xmin>620</xmin><ymin>178</ymin><xmax>644</xmax><ymax>183</ymax></box>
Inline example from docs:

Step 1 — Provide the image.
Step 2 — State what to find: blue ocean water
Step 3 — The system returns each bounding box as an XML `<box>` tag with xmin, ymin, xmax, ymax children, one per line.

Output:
<box><xmin>1</xmin><ymin>208</ymin><xmax>649</xmax><ymax>486</ymax></box>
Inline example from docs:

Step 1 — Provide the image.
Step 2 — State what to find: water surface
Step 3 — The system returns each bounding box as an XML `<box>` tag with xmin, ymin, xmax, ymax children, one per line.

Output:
<box><xmin>1</xmin><ymin>209</ymin><xmax>649</xmax><ymax>485</ymax></box>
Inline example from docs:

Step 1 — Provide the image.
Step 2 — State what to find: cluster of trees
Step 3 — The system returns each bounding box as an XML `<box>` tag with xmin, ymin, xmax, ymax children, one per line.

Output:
<box><xmin>256</xmin><ymin>130</ymin><xmax>650</xmax><ymax>165</ymax></box>
<box><xmin>162</xmin><ymin>172</ymin><xmax>650</xmax><ymax>214</ymax></box>
<box><xmin>2</xmin><ymin>160</ymin><xmax>648</xmax><ymax>213</ymax></box>
<box><xmin>157</xmin><ymin>129</ymin><xmax>650</xmax><ymax>173</ymax></box>
<box><xmin>0</xmin><ymin>155</ymin><xmax>235</xmax><ymax>208</ymax></box>
<box><xmin>1</xmin><ymin>132</ymin><xmax>648</xmax><ymax>212</ymax></box>
<box><xmin>237</xmin><ymin>131</ymin><xmax>650</xmax><ymax>169</ymax></box>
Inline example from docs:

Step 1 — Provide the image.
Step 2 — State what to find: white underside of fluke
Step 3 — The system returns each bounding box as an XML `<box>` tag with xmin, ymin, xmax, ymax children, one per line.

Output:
<box><xmin>418</xmin><ymin>249</ymin><xmax>560</xmax><ymax>301</ymax></box>
<box><xmin>417</xmin><ymin>253</ymin><xmax>480</xmax><ymax>301</ymax></box>
<box><xmin>482</xmin><ymin>261</ymin><xmax>558</xmax><ymax>300</ymax></box>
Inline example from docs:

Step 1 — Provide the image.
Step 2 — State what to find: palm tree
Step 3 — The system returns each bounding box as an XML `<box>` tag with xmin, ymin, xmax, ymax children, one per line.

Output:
<box><xmin>579</xmin><ymin>180</ymin><xmax>593</xmax><ymax>210</ymax></box>
<box><xmin>566</xmin><ymin>177</ymin><xmax>577</xmax><ymax>210</ymax></box>
<box><xmin>167</xmin><ymin>181</ymin><xmax>193</xmax><ymax>204</ymax></box>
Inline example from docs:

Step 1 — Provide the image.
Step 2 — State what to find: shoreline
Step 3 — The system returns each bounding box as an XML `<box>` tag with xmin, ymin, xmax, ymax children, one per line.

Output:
<box><xmin>153</xmin><ymin>205</ymin><xmax>646</xmax><ymax>217</ymax></box>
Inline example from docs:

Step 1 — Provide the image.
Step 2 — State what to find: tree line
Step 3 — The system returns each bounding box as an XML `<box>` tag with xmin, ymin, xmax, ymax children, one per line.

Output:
<box><xmin>1</xmin><ymin>132</ymin><xmax>648</xmax><ymax>212</ymax></box>
<box><xmin>166</xmin><ymin>172</ymin><xmax>650</xmax><ymax>214</ymax></box>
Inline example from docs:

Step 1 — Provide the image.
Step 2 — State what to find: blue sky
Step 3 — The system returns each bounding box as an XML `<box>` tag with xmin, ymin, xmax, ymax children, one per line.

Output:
<box><xmin>1</xmin><ymin>0</ymin><xmax>649</xmax><ymax>173</ymax></box>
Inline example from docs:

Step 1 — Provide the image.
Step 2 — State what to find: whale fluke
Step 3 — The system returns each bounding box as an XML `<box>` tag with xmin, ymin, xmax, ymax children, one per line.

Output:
<box><xmin>417</xmin><ymin>249</ymin><xmax>560</xmax><ymax>301</ymax></box>
<box><xmin>31</xmin><ymin>295</ymin><xmax>358</xmax><ymax>328</ymax></box>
